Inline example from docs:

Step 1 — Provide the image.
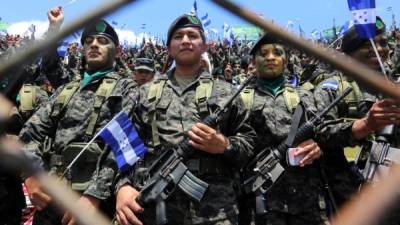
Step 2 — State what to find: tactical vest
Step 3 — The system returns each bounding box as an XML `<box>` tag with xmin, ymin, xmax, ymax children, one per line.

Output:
<box><xmin>52</xmin><ymin>78</ymin><xmax>118</xmax><ymax>136</ymax></box>
<box><xmin>240</xmin><ymin>85</ymin><xmax>300</xmax><ymax>114</ymax></box>
<box><xmin>147</xmin><ymin>77</ymin><xmax>213</xmax><ymax>147</ymax></box>
<box><xmin>321</xmin><ymin>75</ymin><xmax>364</xmax><ymax>162</ymax></box>
<box><xmin>49</xmin><ymin>77</ymin><xmax>118</xmax><ymax>191</ymax></box>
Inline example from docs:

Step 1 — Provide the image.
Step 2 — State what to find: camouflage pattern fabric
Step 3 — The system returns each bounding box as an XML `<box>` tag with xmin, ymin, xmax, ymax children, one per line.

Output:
<box><xmin>313</xmin><ymin>73</ymin><xmax>377</xmax><ymax>208</ymax></box>
<box><xmin>246</xmin><ymin>74</ymin><xmax>328</xmax><ymax>225</ymax></box>
<box><xmin>314</xmin><ymin>72</ymin><xmax>400</xmax><ymax>224</ymax></box>
<box><xmin>17</xmin><ymin>85</ymin><xmax>49</xmax><ymax>121</ymax></box>
<box><xmin>19</xmin><ymin>71</ymin><xmax>137</xmax><ymax>201</ymax></box>
<box><xmin>118</xmin><ymin>69</ymin><xmax>256</xmax><ymax>224</ymax></box>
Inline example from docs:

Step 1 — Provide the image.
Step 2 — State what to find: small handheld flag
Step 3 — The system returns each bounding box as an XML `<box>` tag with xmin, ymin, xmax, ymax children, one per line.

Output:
<box><xmin>347</xmin><ymin>0</ymin><xmax>376</xmax><ymax>39</ymax></box>
<box><xmin>191</xmin><ymin>0</ymin><xmax>198</xmax><ymax>15</ymax></box>
<box><xmin>57</xmin><ymin>41</ymin><xmax>69</xmax><ymax>57</ymax></box>
<box><xmin>201</xmin><ymin>13</ymin><xmax>211</xmax><ymax>27</ymax></box>
<box><xmin>99</xmin><ymin>112</ymin><xmax>147</xmax><ymax>172</ymax></box>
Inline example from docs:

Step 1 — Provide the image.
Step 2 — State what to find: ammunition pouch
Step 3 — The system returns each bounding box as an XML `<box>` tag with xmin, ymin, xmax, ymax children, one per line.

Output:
<box><xmin>62</xmin><ymin>142</ymin><xmax>102</xmax><ymax>191</ymax></box>
<box><xmin>186</xmin><ymin>157</ymin><xmax>231</xmax><ymax>176</ymax></box>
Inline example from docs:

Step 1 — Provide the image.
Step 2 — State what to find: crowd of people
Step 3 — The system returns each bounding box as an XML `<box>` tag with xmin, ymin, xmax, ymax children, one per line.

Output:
<box><xmin>1</xmin><ymin>5</ymin><xmax>400</xmax><ymax>225</ymax></box>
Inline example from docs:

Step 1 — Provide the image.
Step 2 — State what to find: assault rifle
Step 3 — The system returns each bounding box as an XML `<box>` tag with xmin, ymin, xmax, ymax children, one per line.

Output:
<box><xmin>355</xmin><ymin>124</ymin><xmax>400</xmax><ymax>183</ymax></box>
<box><xmin>137</xmin><ymin>74</ymin><xmax>256</xmax><ymax>225</ymax></box>
<box><xmin>242</xmin><ymin>87</ymin><xmax>352</xmax><ymax>215</ymax></box>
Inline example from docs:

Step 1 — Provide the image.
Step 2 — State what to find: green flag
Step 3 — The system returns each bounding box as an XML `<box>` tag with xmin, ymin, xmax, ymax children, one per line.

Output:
<box><xmin>0</xmin><ymin>21</ymin><xmax>9</xmax><ymax>32</ymax></box>
<box><xmin>231</xmin><ymin>25</ymin><xmax>262</xmax><ymax>41</ymax></box>
<box><xmin>322</xmin><ymin>26</ymin><xmax>340</xmax><ymax>39</ymax></box>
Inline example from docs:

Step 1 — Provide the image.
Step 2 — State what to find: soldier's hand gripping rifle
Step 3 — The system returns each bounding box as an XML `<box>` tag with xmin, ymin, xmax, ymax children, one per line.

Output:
<box><xmin>355</xmin><ymin>77</ymin><xmax>400</xmax><ymax>183</ymax></box>
<box><xmin>137</xmin><ymin>74</ymin><xmax>257</xmax><ymax>225</ymax></box>
<box><xmin>242</xmin><ymin>87</ymin><xmax>353</xmax><ymax>215</ymax></box>
<box><xmin>355</xmin><ymin>124</ymin><xmax>400</xmax><ymax>183</ymax></box>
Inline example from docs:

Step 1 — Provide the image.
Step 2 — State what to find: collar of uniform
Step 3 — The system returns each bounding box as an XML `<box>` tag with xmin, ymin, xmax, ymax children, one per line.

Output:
<box><xmin>166</xmin><ymin>67</ymin><xmax>211</xmax><ymax>89</ymax></box>
<box><xmin>104</xmin><ymin>70</ymin><xmax>120</xmax><ymax>79</ymax></box>
<box><xmin>82</xmin><ymin>68</ymin><xmax>113</xmax><ymax>88</ymax></box>
<box><xmin>256</xmin><ymin>75</ymin><xmax>285</xmax><ymax>96</ymax></box>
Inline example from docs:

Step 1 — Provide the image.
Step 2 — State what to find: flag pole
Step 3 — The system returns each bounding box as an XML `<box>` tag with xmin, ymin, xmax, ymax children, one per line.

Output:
<box><xmin>60</xmin><ymin>112</ymin><xmax>121</xmax><ymax>178</ymax></box>
<box><xmin>369</xmin><ymin>38</ymin><xmax>388</xmax><ymax>79</ymax></box>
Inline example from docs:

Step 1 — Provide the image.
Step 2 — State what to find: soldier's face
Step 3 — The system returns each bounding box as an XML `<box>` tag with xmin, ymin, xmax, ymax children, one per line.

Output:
<box><xmin>254</xmin><ymin>44</ymin><xmax>287</xmax><ymax>79</ymax></box>
<box><xmin>134</xmin><ymin>69</ymin><xmax>154</xmax><ymax>86</ymax></box>
<box><xmin>168</xmin><ymin>27</ymin><xmax>207</xmax><ymax>67</ymax></box>
<box><xmin>348</xmin><ymin>34</ymin><xmax>389</xmax><ymax>71</ymax></box>
<box><xmin>83</xmin><ymin>35</ymin><xmax>116</xmax><ymax>71</ymax></box>
<box><xmin>233</xmin><ymin>63</ymin><xmax>241</xmax><ymax>75</ymax></box>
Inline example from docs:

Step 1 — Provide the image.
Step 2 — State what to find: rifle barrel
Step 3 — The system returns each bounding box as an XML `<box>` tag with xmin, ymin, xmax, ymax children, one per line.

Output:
<box><xmin>314</xmin><ymin>87</ymin><xmax>353</xmax><ymax>121</ymax></box>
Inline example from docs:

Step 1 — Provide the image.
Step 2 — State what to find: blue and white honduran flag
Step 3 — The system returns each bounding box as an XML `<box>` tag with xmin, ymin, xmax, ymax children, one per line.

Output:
<box><xmin>339</xmin><ymin>20</ymin><xmax>355</xmax><ymax>37</ymax></box>
<box><xmin>347</xmin><ymin>0</ymin><xmax>376</xmax><ymax>39</ymax></box>
<box><xmin>191</xmin><ymin>0</ymin><xmax>198</xmax><ymax>15</ymax></box>
<box><xmin>201</xmin><ymin>13</ymin><xmax>211</xmax><ymax>27</ymax></box>
<box><xmin>57</xmin><ymin>41</ymin><xmax>69</xmax><ymax>57</ymax></box>
<box><xmin>99</xmin><ymin>112</ymin><xmax>147</xmax><ymax>172</ymax></box>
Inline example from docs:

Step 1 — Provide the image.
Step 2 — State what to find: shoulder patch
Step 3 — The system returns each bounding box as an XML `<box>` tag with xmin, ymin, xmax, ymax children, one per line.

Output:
<box><xmin>289</xmin><ymin>74</ymin><xmax>298</xmax><ymax>87</ymax></box>
<box><xmin>321</xmin><ymin>80</ymin><xmax>339</xmax><ymax>90</ymax></box>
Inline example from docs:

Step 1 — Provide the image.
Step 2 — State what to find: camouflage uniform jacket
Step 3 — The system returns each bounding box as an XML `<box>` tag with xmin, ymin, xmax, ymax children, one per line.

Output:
<box><xmin>313</xmin><ymin>73</ymin><xmax>385</xmax><ymax>206</ymax></box>
<box><xmin>19</xmin><ymin>71</ymin><xmax>137</xmax><ymax>200</ymax></box>
<box><xmin>118</xmin><ymin>69</ymin><xmax>256</xmax><ymax>223</ymax></box>
<box><xmin>313</xmin><ymin>73</ymin><xmax>383</xmax><ymax>150</ymax></box>
<box><xmin>249</xmin><ymin>79</ymin><xmax>324</xmax><ymax>214</ymax></box>
<box><xmin>5</xmin><ymin>84</ymin><xmax>49</xmax><ymax>135</ymax></box>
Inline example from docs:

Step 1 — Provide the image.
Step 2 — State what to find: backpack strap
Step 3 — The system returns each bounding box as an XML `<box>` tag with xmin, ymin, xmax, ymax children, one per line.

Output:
<box><xmin>335</xmin><ymin>76</ymin><xmax>362</xmax><ymax>116</ymax></box>
<box><xmin>301</xmin><ymin>81</ymin><xmax>315</xmax><ymax>91</ymax></box>
<box><xmin>240</xmin><ymin>87</ymin><xmax>255</xmax><ymax>111</ymax></box>
<box><xmin>147</xmin><ymin>79</ymin><xmax>167</xmax><ymax>148</ymax></box>
<box><xmin>148</xmin><ymin>76</ymin><xmax>214</xmax><ymax>148</ymax></box>
<box><xmin>52</xmin><ymin>81</ymin><xmax>80</xmax><ymax>117</ymax></box>
<box><xmin>85</xmin><ymin>78</ymin><xmax>118</xmax><ymax>137</ymax></box>
<box><xmin>195</xmin><ymin>77</ymin><xmax>213</xmax><ymax>116</ymax></box>
<box><xmin>283</xmin><ymin>86</ymin><xmax>300</xmax><ymax>114</ymax></box>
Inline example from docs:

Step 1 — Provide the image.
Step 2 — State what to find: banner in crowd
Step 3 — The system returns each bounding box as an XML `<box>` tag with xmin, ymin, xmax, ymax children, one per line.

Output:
<box><xmin>231</xmin><ymin>25</ymin><xmax>262</xmax><ymax>41</ymax></box>
<box><xmin>0</xmin><ymin>21</ymin><xmax>9</xmax><ymax>32</ymax></box>
<box><xmin>321</xmin><ymin>26</ymin><xmax>341</xmax><ymax>40</ymax></box>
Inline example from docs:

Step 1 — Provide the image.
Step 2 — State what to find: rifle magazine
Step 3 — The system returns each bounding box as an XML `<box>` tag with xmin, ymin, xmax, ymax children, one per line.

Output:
<box><xmin>177</xmin><ymin>169</ymin><xmax>209</xmax><ymax>202</ymax></box>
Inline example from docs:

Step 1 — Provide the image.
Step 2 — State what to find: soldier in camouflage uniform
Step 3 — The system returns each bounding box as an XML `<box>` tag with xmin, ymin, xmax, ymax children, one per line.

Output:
<box><xmin>241</xmin><ymin>34</ymin><xmax>328</xmax><ymax>225</ymax></box>
<box><xmin>19</xmin><ymin>16</ymin><xmax>137</xmax><ymax>225</ymax></box>
<box><xmin>132</xmin><ymin>58</ymin><xmax>155</xmax><ymax>86</ymax></box>
<box><xmin>114</xmin><ymin>13</ymin><xmax>255</xmax><ymax>225</ymax></box>
<box><xmin>314</xmin><ymin>17</ymin><xmax>400</xmax><ymax>218</ymax></box>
